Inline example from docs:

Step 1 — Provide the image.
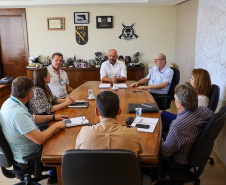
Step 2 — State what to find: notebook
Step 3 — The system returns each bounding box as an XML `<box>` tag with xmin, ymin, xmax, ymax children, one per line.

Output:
<box><xmin>68</xmin><ymin>100</ymin><xmax>89</xmax><ymax>108</ymax></box>
<box><xmin>99</xmin><ymin>83</ymin><xmax>111</xmax><ymax>88</ymax></box>
<box><xmin>131</xmin><ymin>117</ymin><xmax>159</xmax><ymax>133</ymax></box>
<box><xmin>128</xmin><ymin>103</ymin><xmax>158</xmax><ymax>113</ymax></box>
<box><xmin>114</xmin><ymin>83</ymin><xmax>128</xmax><ymax>89</ymax></box>
<box><xmin>64</xmin><ymin>116</ymin><xmax>89</xmax><ymax>128</ymax></box>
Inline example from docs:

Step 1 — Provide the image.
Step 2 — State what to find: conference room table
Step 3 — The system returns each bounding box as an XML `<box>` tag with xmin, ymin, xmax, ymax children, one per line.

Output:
<box><xmin>41</xmin><ymin>81</ymin><xmax>162</xmax><ymax>185</ymax></box>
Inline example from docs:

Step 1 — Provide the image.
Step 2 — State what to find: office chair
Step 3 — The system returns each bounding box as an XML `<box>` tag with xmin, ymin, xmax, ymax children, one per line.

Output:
<box><xmin>62</xmin><ymin>149</ymin><xmax>152</xmax><ymax>185</ymax></box>
<box><xmin>160</xmin><ymin>106</ymin><xmax>226</xmax><ymax>185</ymax></box>
<box><xmin>154</xmin><ymin>67</ymin><xmax>180</xmax><ymax>110</ymax></box>
<box><xmin>207</xmin><ymin>84</ymin><xmax>220</xmax><ymax>165</ymax></box>
<box><xmin>208</xmin><ymin>84</ymin><xmax>220</xmax><ymax>112</ymax></box>
<box><xmin>100</xmin><ymin>57</ymin><xmax>108</xmax><ymax>69</ymax></box>
<box><xmin>0</xmin><ymin>124</ymin><xmax>49</xmax><ymax>185</ymax></box>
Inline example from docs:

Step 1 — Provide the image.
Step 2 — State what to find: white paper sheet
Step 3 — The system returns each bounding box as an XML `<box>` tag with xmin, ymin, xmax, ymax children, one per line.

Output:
<box><xmin>131</xmin><ymin>117</ymin><xmax>159</xmax><ymax>133</ymax></box>
<box><xmin>114</xmin><ymin>83</ymin><xmax>128</xmax><ymax>88</ymax></box>
<box><xmin>99</xmin><ymin>83</ymin><xmax>111</xmax><ymax>88</ymax></box>
<box><xmin>64</xmin><ymin>116</ymin><xmax>89</xmax><ymax>128</ymax></box>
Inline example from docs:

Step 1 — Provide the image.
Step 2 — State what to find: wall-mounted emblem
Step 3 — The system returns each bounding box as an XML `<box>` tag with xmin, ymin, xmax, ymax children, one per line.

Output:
<box><xmin>119</xmin><ymin>23</ymin><xmax>138</xmax><ymax>41</ymax></box>
<box><xmin>75</xmin><ymin>26</ymin><xmax>88</xmax><ymax>45</ymax></box>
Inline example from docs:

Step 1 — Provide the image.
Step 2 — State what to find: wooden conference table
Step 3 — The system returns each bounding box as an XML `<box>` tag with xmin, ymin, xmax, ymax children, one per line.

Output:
<box><xmin>41</xmin><ymin>81</ymin><xmax>162</xmax><ymax>185</ymax></box>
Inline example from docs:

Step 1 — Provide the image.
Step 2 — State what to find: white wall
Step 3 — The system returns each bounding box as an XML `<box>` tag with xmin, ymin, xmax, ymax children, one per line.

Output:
<box><xmin>26</xmin><ymin>6</ymin><xmax>176</xmax><ymax>75</ymax></box>
<box><xmin>174</xmin><ymin>0</ymin><xmax>198</xmax><ymax>83</ymax></box>
<box><xmin>195</xmin><ymin>0</ymin><xmax>226</xmax><ymax>164</ymax></box>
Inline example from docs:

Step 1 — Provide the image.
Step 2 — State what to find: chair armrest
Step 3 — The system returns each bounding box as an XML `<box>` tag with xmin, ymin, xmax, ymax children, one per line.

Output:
<box><xmin>22</xmin><ymin>150</ymin><xmax>42</xmax><ymax>161</ymax></box>
<box><xmin>22</xmin><ymin>150</ymin><xmax>43</xmax><ymax>178</ymax></box>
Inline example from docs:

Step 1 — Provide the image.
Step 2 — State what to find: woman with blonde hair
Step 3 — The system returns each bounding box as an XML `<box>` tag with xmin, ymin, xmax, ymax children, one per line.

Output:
<box><xmin>29</xmin><ymin>67</ymin><xmax>75</xmax><ymax>115</ymax></box>
<box><xmin>161</xmin><ymin>68</ymin><xmax>212</xmax><ymax>128</ymax></box>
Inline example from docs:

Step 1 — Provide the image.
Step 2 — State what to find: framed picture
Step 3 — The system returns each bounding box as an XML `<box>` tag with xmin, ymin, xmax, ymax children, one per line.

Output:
<box><xmin>47</xmin><ymin>17</ymin><xmax>65</xmax><ymax>30</ymax></box>
<box><xmin>74</xmin><ymin>12</ymin><xmax>89</xmax><ymax>24</ymax></box>
<box><xmin>96</xmin><ymin>16</ymin><xmax>113</xmax><ymax>29</ymax></box>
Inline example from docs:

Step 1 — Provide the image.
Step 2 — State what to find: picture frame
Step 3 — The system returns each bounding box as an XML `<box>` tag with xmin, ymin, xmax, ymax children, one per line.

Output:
<box><xmin>96</xmin><ymin>16</ymin><xmax>113</xmax><ymax>29</ymax></box>
<box><xmin>47</xmin><ymin>17</ymin><xmax>65</xmax><ymax>30</ymax></box>
<box><xmin>74</xmin><ymin>12</ymin><xmax>89</xmax><ymax>24</ymax></box>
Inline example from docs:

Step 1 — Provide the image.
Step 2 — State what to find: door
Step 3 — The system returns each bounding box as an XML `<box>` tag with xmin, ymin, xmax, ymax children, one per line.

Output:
<box><xmin>0</xmin><ymin>9</ymin><xmax>29</xmax><ymax>78</ymax></box>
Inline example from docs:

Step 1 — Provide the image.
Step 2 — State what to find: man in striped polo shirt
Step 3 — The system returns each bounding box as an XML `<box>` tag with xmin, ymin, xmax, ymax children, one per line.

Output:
<box><xmin>161</xmin><ymin>82</ymin><xmax>214</xmax><ymax>168</ymax></box>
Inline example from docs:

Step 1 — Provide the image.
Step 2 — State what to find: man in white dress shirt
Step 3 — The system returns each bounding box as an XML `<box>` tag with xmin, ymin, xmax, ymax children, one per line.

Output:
<box><xmin>100</xmin><ymin>49</ymin><xmax>127</xmax><ymax>83</ymax></box>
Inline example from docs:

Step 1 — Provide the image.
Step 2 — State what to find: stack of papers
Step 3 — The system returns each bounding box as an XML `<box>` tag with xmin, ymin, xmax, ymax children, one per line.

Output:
<box><xmin>99</xmin><ymin>83</ymin><xmax>111</xmax><ymax>88</ymax></box>
<box><xmin>114</xmin><ymin>83</ymin><xmax>128</xmax><ymax>88</ymax></box>
<box><xmin>64</xmin><ymin>116</ymin><xmax>89</xmax><ymax>128</ymax></box>
<box><xmin>131</xmin><ymin>117</ymin><xmax>159</xmax><ymax>133</ymax></box>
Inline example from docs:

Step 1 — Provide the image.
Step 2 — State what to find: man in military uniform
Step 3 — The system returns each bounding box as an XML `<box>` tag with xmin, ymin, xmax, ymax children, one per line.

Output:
<box><xmin>75</xmin><ymin>91</ymin><xmax>142</xmax><ymax>156</ymax></box>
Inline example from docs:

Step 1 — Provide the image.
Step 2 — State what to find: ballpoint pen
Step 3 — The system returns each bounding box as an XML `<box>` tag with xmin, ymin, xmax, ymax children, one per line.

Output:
<box><xmin>139</xmin><ymin>119</ymin><xmax>143</xmax><ymax>123</ymax></box>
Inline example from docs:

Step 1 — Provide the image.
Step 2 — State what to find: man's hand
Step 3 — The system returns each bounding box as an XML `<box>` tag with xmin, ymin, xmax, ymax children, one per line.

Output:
<box><xmin>130</xmin><ymin>82</ymin><xmax>139</xmax><ymax>87</ymax></box>
<box><xmin>55</xmin><ymin>121</ymin><xmax>66</xmax><ymax>130</ymax></box>
<box><xmin>111</xmin><ymin>75</ymin><xmax>118</xmax><ymax>83</ymax></box>
<box><xmin>55</xmin><ymin>115</ymin><xmax>69</xmax><ymax>121</ymax></box>
<box><xmin>138</xmin><ymin>86</ymin><xmax>150</xmax><ymax>90</ymax></box>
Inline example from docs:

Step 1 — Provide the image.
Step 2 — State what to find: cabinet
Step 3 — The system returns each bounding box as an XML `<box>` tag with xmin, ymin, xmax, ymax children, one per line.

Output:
<box><xmin>0</xmin><ymin>83</ymin><xmax>11</xmax><ymax>108</ymax></box>
<box><xmin>26</xmin><ymin>65</ymin><xmax>145</xmax><ymax>89</ymax></box>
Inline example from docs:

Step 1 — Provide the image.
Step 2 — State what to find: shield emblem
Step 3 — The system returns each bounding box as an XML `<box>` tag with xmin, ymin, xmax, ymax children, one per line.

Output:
<box><xmin>75</xmin><ymin>26</ymin><xmax>88</xmax><ymax>45</ymax></box>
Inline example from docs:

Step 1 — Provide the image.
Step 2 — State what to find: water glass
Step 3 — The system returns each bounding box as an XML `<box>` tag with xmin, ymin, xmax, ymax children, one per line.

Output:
<box><xmin>135</xmin><ymin>108</ymin><xmax>142</xmax><ymax>117</ymax></box>
<box><xmin>88</xmin><ymin>89</ymin><xmax>94</xmax><ymax>98</ymax></box>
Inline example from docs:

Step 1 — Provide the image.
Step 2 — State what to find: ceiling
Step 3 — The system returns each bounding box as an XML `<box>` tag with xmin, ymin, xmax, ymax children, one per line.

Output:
<box><xmin>0</xmin><ymin>0</ymin><xmax>188</xmax><ymax>8</ymax></box>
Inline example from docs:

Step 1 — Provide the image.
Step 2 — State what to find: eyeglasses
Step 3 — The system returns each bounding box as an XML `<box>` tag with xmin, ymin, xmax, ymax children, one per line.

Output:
<box><xmin>154</xmin><ymin>59</ymin><xmax>163</xmax><ymax>62</ymax></box>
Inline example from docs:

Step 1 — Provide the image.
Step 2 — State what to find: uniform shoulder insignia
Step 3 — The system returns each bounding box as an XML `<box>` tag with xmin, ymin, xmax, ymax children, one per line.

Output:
<box><xmin>88</xmin><ymin>122</ymin><xmax>99</xmax><ymax>126</ymax></box>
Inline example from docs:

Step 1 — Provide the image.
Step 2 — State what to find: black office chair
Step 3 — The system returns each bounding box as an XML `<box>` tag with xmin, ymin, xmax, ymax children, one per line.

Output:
<box><xmin>207</xmin><ymin>84</ymin><xmax>220</xmax><ymax>165</ymax></box>
<box><xmin>0</xmin><ymin>124</ymin><xmax>49</xmax><ymax>185</ymax></box>
<box><xmin>208</xmin><ymin>84</ymin><xmax>220</xmax><ymax>112</ymax></box>
<box><xmin>62</xmin><ymin>149</ymin><xmax>152</xmax><ymax>185</ymax></box>
<box><xmin>154</xmin><ymin>67</ymin><xmax>180</xmax><ymax>110</ymax></box>
<box><xmin>160</xmin><ymin>106</ymin><xmax>226</xmax><ymax>185</ymax></box>
<box><xmin>100</xmin><ymin>56</ymin><xmax>108</xmax><ymax>69</ymax></box>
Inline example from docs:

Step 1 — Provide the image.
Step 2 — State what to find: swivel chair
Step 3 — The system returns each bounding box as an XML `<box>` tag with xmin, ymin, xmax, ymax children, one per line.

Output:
<box><xmin>208</xmin><ymin>84</ymin><xmax>220</xmax><ymax>112</ymax></box>
<box><xmin>62</xmin><ymin>149</ymin><xmax>152</xmax><ymax>185</ymax></box>
<box><xmin>0</xmin><ymin>122</ymin><xmax>49</xmax><ymax>185</ymax></box>
<box><xmin>154</xmin><ymin>67</ymin><xmax>180</xmax><ymax>110</ymax></box>
<box><xmin>160</xmin><ymin>106</ymin><xmax>226</xmax><ymax>185</ymax></box>
<box><xmin>207</xmin><ymin>84</ymin><xmax>220</xmax><ymax>165</ymax></box>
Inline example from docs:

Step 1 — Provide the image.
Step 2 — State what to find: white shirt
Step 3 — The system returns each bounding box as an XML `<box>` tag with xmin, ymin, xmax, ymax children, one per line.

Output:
<box><xmin>100</xmin><ymin>60</ymin><xmax>127</xmax><ymax>80</ymax></box>
<box><xmin>47</xmin><ymin>65</ymin><xmax>69</xmax><ymax>98</ymax></box>
<box><xmin>198</xmin><ymin>95</ymin><xmax>209</xmax><ymax>107</ymax></box>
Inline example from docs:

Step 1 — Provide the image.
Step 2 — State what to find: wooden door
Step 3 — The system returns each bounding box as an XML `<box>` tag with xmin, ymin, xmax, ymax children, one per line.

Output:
<box><xmin>0</xmin><ymin>9</ymin><xmax>29</xmax><ymax>78</ymax></box>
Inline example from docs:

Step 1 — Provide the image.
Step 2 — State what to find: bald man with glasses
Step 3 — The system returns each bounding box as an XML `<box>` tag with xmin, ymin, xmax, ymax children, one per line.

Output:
<box><xmin>130</xmin><ymin>53</ymin><xmax>174</xmax><ymax>107</ymax></box>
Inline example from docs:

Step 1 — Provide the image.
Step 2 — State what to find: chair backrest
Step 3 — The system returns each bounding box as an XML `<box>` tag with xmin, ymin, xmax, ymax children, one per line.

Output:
<box><xmin>168</xmin><ymin>67</ymin><xmax>180</xmax><ymax>100</ymax></box>
<box><xmin>189</xmin><ymin>106</ymin><xmax>226</xmax><ymax>167</ymax></box>
<box><xmin>62</xmin><ymin>149</ymin><xmax>142</xmax><ymax>185</ymax></box>
<box><xmin>208</xmin><ymin>84</ymin><xmax>220</xmax><ymax>112</ymax></box>
<box><xmin>100</xmin><ymin>58</ymin><xmax>108</xmax><ymax>69</ymax></box>
<box><xmin>0</xmin><ymin>122</ymin><xmax>14</xmax><ymax>168</ymax></box>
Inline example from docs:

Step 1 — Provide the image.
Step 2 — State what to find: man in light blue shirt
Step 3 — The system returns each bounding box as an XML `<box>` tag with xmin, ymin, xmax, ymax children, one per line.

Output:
<box><xmin>130</xmin><ymin>53</ymin><xmax>174</xmax><ymax>107</ymax></box>
<box><xmin>130</xmin><ymin>53</ymin><xmax>173</xmax><ymax>93</ymax></box>
<box><xmin>0</xmin><ymin>76</ymin><xmax>65</xmax><ymax>183</ymax></box>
